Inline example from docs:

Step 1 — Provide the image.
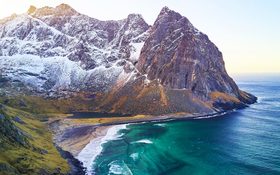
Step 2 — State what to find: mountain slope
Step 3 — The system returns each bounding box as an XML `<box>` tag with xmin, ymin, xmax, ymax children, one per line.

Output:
<box><xmin>0</xmin><ymin>4</ymin><xmax>149</xmax><ymax>94</ymax></box>
<box><xmin>94</xmin><ymin>7</ymin><xmax>256</xmax><ymax>114</ymax></box>
<box><xmin>0</xmin><ymin>4</ymin><xmax>256</xmax><ymax>115</ymax></box>
<box><xmin>0</xmin><ymin>104</ymin><xmax>75</xmax><ymax>175</ymax></box>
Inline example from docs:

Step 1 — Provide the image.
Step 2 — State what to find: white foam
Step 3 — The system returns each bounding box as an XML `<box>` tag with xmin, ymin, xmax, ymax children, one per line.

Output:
<box><xmin>129</xmin><ymin>153</ymin><xmax>139</xmax><ymax>161</ymax></box>
<box><xmin>133</xmin><ymin>139</ymin><xmax>153</xmax><ymax>144</ymax></box>
<box><xmin>108</xmin><ymin>160</ymin><xmax>133</xmax><ymax>175</ymax></box>
<box><xmin>154</xmin><ymin>123</ymin><xmax>166</xmax><ymax>127</ymax></box>
<box><xmin>195</xmin><ymin>112</ymin><xmax>228</xmax><ymax>119</ymax></box>
<box><xmin>77</xmin><ymin>124</ymin><xmax>127</xmax><ymax>175</ymax></box>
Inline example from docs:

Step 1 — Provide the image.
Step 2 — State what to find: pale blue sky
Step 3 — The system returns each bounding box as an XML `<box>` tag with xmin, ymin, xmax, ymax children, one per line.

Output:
<box><xmin>0</xmin><ymin>0</ymin><xmax>279</xmax><ymax>73</ymax></box>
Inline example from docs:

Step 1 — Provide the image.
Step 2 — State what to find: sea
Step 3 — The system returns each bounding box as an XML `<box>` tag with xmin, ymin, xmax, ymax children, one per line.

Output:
<box><xmin>80</xmin><ymin>74</ymin><xmax>280</xmax><ymax>175</ymax></box>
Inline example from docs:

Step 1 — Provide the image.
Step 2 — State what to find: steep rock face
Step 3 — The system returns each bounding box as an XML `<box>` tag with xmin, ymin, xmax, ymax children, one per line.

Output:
<box><xmin>137</xmin><ymin>7</ymin><xmax>239</xmax><ymax>98</ymax></box>
<box><xmin>96</xmin><ymin>7</ymin><xmax>256</xmax><ymax>114</ymax></box>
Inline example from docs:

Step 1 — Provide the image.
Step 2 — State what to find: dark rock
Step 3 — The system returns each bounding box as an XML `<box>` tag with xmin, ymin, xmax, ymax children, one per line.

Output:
<box><xmin>56</xmin><ymin>146</ymin><xmax>86</xmax><ymax>175</ymax></box>
<box><xmin>117</xmin><ymin>60</ymin><xmax>126</xmax><ymax>66</ymax></box>
<box><xmin>38</xmin><ymin>169</ymin><xmax>50</xmax><ymax>175</ymax></box>
<box><xmin>0</xmin><ymin>114</ymin><xmax>5</xmax><ymax>120</ymax></box>
<box><xmin>0</xmin><ymin>163</ymin><xmax>20</xmax><ymax>175</ymax></box>
<box><xmin>123</xmin><ymin>62</ymin><xmax>134</xmax><ymax>73</ymax></box>
<box><xmin>32</xmin><ymin>147</ymin><xmax>49</xmax><ymax>155</ymax></box>
<box><xmin>19</xmin><ymin>99</ymin><xmax>27</xmax><ymax>107</ymax></box>
<box><xmin>13</xmin><ymin>116</ymin><xmax>26</xmax><ymax>124</ymax></box>
<box><xmin>0</xmin><ymin>114</ymin><xmax>29</xmax><ymax>147</ymax></box>
<box><xmin>213</xmin><ymin>99</ymin><xmax>247</xmax><ymax>111</ymax></box>
<box><xmin>3</xmin><ymin>99</ymin><xmax>9</xmax><ymax>104</ymax></box>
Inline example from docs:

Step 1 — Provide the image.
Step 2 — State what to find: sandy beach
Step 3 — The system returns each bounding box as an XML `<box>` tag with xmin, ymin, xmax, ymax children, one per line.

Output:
<box><xmin>49</xmin><ymin>111</ymin><xmax>227</xmax><ymax>154</ymax></box>
<box><xmin>49</xmin><ymin>119</ymin><xmax>112</xmax><ymax>157</ymax></box>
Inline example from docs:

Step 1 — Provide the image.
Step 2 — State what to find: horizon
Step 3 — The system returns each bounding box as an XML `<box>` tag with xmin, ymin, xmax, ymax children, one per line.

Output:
<box><xmin>1</xmin><ymin>0</ymin><xmax>279</xmax><ymax>74</ymax></box>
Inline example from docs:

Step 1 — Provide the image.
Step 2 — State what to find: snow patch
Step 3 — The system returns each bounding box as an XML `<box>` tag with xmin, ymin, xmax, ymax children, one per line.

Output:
<box><xmin>129</xmin><ymin>42</ymin><xmax>144</xmax><ymax>62</ymax></box>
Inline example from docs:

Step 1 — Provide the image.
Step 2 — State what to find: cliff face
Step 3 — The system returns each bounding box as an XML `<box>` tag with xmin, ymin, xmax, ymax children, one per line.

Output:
<box><xmin>0</xmin><ymin>4</ymin><xmax>256</xmax><ymax>115</ymax></box>
<box><xmin>96</xmin><ymin>7</ymin><xmax>256</xmax><ymax>114</ymax></box>
<box><xmin>137</xmin><ymin>7</ymin><xmax>238</xmax><ymax>96</ymax></box>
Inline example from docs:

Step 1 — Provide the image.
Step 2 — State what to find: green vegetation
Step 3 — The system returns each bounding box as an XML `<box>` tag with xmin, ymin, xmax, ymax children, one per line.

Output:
<box><xmin>0</xmin><ymin>94</ymin><xmax>98</xmax><ymax>114</ymax></box>
<box><xmin>0</xmin><ymin>104</ymin><xmax>70</xmax><ymax>175</ymax></box>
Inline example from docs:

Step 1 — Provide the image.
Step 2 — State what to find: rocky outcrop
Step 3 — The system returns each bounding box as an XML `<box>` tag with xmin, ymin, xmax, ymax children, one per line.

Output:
<box><xmin>94</xmin><ymin>7</ymin><xmax>257</xmax><ymax>114</ymax></box>
<box><xmin>0</xmin><ymin>4</ymin><xmax>256</xmax><ymax>115</ymax></box>
<box><xmin>137</xmin><ymin>7</ymin><xmax>231</xmax><ymax>92</ymax></box>
<box><xmin>0</xmin><ymin>113</ymin><xmax>29</xmax><ymax>147</ymax></box>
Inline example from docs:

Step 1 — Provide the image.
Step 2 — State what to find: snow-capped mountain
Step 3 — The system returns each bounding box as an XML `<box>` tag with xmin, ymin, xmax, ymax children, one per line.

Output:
<box><xmin>0</xmin><ymin>4</ymin><xmax>149</xmax><ymax>93</ymax></box>
<box><xmin>0</xmin><ymin>4</ymin><xmax>256</xmax><ymax>114</ymax></box>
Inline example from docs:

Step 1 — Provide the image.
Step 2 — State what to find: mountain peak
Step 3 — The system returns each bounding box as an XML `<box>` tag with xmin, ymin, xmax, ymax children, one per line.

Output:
<box><xmin>154</xmin><ymin>6</ymin><xmax>185</xmax><ymax>25</ymax></box>
<box><xmin>55</xmin><ymin>3</ymin><xmax>78</xmax><ymax>16</ymax></box>
<box><xmin>160</xmin><ymin>6</ymin><xmax>171</xmax><ymax>14</ymax></box>
<box><xmin>27</xmin><ymin>5</ymin><xmax>37</xmax><ymax>14</ymax></box>
<box><xmin>30</xmin><ymin>3</ymin><xmax>78</xmax><ymax>17</ymax></box>
<box><xmin>127</xmin><ymin>13</ymin><xmax>143</xmax><ymax>20</ymax></box>
<box><xmin>55</xmin><ymin>3</ymin><xmax>74</xmax><ymax>11</ymax></box>
<box><xmin>158</xmin><ymin>6</ymin><xmax>179</xmax><ymax>16</ymax></box>
<box><xmin>126</xmin><ymin>13</ymin><xmax>148</xmax><ymax>26</ymax></box>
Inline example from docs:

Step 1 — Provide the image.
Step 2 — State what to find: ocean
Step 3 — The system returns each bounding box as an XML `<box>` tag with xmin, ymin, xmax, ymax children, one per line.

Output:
<box><xmin>86</xmin><ymin>75</ymin><xmax>280</xmax><ymax>175</ymax></box>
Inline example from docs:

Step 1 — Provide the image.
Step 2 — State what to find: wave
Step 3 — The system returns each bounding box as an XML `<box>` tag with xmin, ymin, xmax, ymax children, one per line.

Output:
<box><xmin>130</xmin><ymin>153</ymin><xmax>139</xmax><ymax>161</ymax></box>
<box><xmin>133</xmin><ymin>139</ymin><xmax>153</xmax><ymax>144</ymax></box>
<box><xmin>154</xmin><ymin>123</ymin><xmax>167</xmax><ymax>127</ymax></box>
<box><xmin>108</xmin><ymin>160</ymin><xmax>133</xmax><ymax>175</ymax></box>
<box><xmin>76</xmin><ymin>124</ymin><xmax>127</xmax><ymax>175</ymax></box>
<box><xmin>195</xmin><ymin>111</ymin><xmax>228</xmax><ymax>119</ymax></box>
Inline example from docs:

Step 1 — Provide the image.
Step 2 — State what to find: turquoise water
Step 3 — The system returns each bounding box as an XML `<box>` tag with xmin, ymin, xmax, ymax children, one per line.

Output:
<box><xmin>92</xmin><ymin>77</ymin><xmax>280</xmax><ymax>175</ymax></box>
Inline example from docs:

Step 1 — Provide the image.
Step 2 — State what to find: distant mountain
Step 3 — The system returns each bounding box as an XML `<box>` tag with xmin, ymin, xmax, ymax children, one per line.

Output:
<box><xmin>0</xmin><ymin>4</ymin><xmax>256</xmax><ymax>114</ymax></box>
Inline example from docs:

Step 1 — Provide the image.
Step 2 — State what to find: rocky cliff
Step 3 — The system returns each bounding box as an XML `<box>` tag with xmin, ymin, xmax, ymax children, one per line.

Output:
<box><xmin>0</xmin><ymin>4</ymin><xmax>256</xmax><ymax>115</ymax></box>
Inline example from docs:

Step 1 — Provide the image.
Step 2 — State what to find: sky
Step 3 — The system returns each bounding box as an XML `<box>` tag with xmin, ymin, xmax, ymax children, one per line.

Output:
<box><xmin>0</xmin><ymin>0</ymin><xmax>279</xmax><ymax>74</ymax></box>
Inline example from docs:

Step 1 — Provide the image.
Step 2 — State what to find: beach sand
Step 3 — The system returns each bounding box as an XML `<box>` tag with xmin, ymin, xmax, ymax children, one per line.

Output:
<box><xmin>49</xmin><ymin>118</ymin><xmax>112</xmax><ymax>157</ymax></box>
<box><xmin>49</xmin><ymin>111</ymin><xmax>225</xmax><ymax>156</ymax></box>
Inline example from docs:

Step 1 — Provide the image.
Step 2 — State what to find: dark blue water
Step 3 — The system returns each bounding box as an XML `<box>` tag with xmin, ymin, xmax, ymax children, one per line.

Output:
<box><xmin>92</xmin><ymin>75</ymin><xmax>280</xmax><ymax>175</ymax></box>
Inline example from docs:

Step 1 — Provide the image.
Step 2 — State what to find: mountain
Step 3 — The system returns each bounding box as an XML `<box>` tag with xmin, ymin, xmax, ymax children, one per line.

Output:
<box><xmin>0</xmin><ymin>3</ymin><xmax>149</xmax><ymax>95</ymax></box>
<box><xmin>0</xmin><ymin>4</ymin><xmax>256</xmax><ymax>115</ymax></box>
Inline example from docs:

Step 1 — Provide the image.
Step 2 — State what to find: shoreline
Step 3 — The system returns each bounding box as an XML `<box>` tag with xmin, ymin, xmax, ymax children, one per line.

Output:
<box><xmin>50</xmin><ymin>110</ymin><xmax>232</xmax><ymax>174</ymax></box>
<box><xmin>77</xmin><ymin>124</ymin><xmax>127</xmax><ymax>174</ymax></box>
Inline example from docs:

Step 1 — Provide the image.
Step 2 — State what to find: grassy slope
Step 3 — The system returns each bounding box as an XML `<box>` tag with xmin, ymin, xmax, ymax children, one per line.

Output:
<box><xmin>0</xmin><ymin>105</ymin><xmax>69</xmax><ymax>175</ymax></box>
<box><xmin>0</xmin><ymin>95</ymin><xmax>90</xmax><ymax>114</ymax></box>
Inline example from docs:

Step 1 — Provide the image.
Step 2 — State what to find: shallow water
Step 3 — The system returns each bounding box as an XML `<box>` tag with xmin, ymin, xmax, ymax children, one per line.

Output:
<box><xmin>90</xmin><ymin>76</ymin><xmax>280</xmax><ymax>175</ymax></box>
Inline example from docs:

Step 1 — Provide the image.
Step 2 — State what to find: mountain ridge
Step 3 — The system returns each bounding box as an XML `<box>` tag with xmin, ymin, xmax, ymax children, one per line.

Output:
<box><xmin>0</xmin><ymin>4</ymin><xmax>256</xmax><ymax>115</ymax></box>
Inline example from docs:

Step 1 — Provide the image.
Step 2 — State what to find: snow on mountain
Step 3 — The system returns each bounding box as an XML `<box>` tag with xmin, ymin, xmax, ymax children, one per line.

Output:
<box><xmin>0</xmin><ymin>4</ymin><xmax>257</xmax><ymax>115</ymax></box>
<box><xmin>0</xmin><ymin>4</ymin><xmax>150</xmax><ymax>94</ymax></box>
